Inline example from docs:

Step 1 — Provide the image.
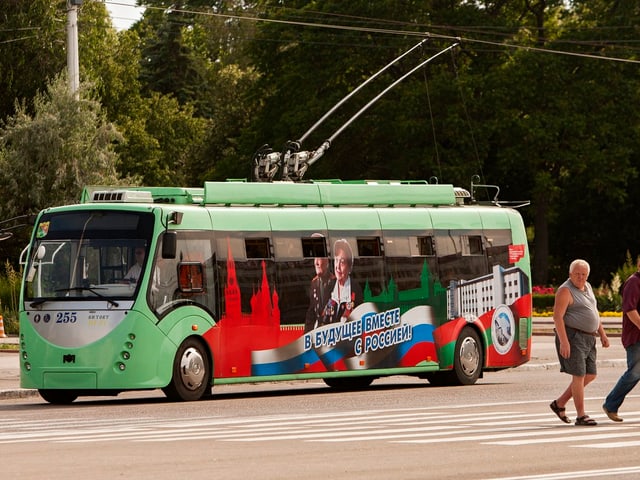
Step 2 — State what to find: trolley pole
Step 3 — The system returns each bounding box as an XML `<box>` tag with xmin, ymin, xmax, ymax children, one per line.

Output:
<box><xmin>66</xmin><ymin>0</ymin><xmax>82</xmax><ymax>98</ymax></box>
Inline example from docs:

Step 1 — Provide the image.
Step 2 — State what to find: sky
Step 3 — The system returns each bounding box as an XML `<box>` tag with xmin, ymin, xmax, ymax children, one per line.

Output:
<box><xmin>104</xmin><ymin>0</ymin><xmax>145</xmax><ymax>31</ymax></box>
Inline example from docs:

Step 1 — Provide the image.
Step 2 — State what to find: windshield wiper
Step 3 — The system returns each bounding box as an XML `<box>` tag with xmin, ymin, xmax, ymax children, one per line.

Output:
<box><xmin>55</xmin><ymin>287</ymin><xmax>120</xmax><ymax>307</ymax></box>
<box><xmin>29</xmin><ymin>298</ymin><xmax>48</xmax><ymax>308</ymax></box>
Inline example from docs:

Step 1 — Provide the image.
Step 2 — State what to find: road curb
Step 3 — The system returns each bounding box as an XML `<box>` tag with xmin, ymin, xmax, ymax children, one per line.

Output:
<box><xmin>0</xmin><ymin>388</ymin><xmax>38</xmax><ymax>399</ymax></box>
<box><xmin>516</xmin><ymin>358</ymin><xmax>626</xmax><ymax>371</ymax></box>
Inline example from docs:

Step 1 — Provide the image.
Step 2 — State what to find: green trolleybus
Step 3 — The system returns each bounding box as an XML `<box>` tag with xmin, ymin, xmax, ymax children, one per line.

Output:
<box><xmin>19</xmin><ymin>180</ymin><xmax>532</xmax><ymax>404</ymax></box>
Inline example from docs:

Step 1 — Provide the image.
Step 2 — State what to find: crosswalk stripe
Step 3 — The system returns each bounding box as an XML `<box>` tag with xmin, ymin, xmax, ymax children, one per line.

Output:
<box><xmin>1</xmin><ymin>408</ymin><xmax>639</xmax><ymax>447</ymax></box>
<box><xmin>484</xmin><ymin>466</ymin><xmax>640</xmax><ymax>480</ymax></box>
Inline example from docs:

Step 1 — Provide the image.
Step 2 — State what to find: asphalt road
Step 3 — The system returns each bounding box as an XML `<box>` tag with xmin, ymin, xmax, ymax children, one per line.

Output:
<box><xmin>0</xmin><ymin>335</ymin><xmax>637</xmax><ymax>480</ymax></box>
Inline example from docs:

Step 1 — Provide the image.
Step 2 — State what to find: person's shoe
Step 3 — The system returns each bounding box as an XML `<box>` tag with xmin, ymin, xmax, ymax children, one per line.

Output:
<box><xmin>602</xmin><ymin>404</ymin><xmax>623</xmax><ymax>422</ymax></box>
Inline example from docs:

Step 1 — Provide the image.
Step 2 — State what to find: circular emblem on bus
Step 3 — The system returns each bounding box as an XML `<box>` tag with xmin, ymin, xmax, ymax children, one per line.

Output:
<box><xmin>491</xmin><ymin>305</ymin><xmax>514</xmax><ymax>355</ymax></box>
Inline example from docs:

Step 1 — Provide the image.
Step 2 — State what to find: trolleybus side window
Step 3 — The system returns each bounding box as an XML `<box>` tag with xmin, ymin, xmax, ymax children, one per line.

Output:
<box><xmin>301</xmin><ymin>236</ymin><xmax>327</xmax><ymax>258</ymax></box>
<box><xmin>356</xmin><ymin>237</ymin><xmax>381</xmax><ymax>257</ymax></box>
<box><xmin>484</xmin><ymin>229</ymin><xmax>513</xmax><ymax>266</ymax></box>
<box><xmin>245</xmin><ymin>238</ymin><xmax>271</xmax><ymax>259</ymax></box>
<box><xmin>466</xmin><ymin>235</ymin><xmax>484</xmax><ymax>256</ymax></box>
<box><xmin>418</xmin><ymin>235</ymin><xmax>435</xmax><ymax>256</ymax></box>
<box><xmin>150</xmin><ymin>232</ymin><xmax>215</xmax><ymax>316</ymax></box>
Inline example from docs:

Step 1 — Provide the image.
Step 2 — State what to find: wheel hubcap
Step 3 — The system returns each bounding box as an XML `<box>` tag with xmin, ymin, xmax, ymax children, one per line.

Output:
<box><xmin>459</xmin><ymin>337</ymin><xmax>479</xmax><ymax>376</ymax></box>
<box><xmin>179</xmin><ymin>347</ymin><xmax>205</xmax><ymax>391</ymax></box>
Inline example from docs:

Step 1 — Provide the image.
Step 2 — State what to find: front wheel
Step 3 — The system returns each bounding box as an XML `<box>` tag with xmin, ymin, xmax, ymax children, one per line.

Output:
<box><xmin>39</xmin><ymin>389</ymin><xmax>78</xmax><ymax>405</ymax></box>
<box><xmin>162</xmin><ymin>337</ymin><xmax>211</xmax><ymax>401</ymax></box>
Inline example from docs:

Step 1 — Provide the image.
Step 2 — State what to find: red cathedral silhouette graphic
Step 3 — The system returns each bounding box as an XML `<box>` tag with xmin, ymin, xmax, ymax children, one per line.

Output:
<box><xmin>204</xmin><ymin>239</ymin><xmax>293</xmax><ymax>377</ymax></box>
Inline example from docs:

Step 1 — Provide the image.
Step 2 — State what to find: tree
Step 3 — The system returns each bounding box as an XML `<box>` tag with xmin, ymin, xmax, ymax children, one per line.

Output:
<box><xmin>0</xmin><ymin>74</ymin><xmax>124</xmax><ymax>261</ymax></box>
<box><xmin>480</xmin><ymin>1</ymin><xmax>640</xmax><ymax>285</ymax></box>
<box><xmin>0</xmin><ymin>0</ymin><xmax>67</xmax><ymax>119</ymax></box>
<box><xmin>134</xmin><ymin>1</ymin><xmax>262</xmax><ymax>182</ymax></box>
<box><xmin>78</xmin><ymin>1</ymin><xmax>143</xmax><ymax>121</ymax></box>
<box><xmin>116</xmin><ymin>92</ymin><xmax>211</xmax><ymax>186</ymax></box>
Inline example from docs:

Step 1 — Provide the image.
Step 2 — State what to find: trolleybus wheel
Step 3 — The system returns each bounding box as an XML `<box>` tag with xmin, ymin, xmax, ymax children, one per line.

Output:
<box><xmin>323</xmin><ymin>376</ymin><xmax>374</xmax><ymax>390</ymax></box>
<box><xmin>424</xmin><ymin>326</ymin><xmax>483</xmax><ymax>386</ymax></box>
<box><xmin>162</xmin><ymin>337</ymin><xmax>211</xmax><ymax>401</ymax></box>
<box><xmin>38</xmin><ymin>389</ymin><xmax>78</xmax><ymax>405</ymax></box>
<box><xmin>452</xmin><ymin>326</ymin><xmax>483</xmax><ymax>385</ymax></box>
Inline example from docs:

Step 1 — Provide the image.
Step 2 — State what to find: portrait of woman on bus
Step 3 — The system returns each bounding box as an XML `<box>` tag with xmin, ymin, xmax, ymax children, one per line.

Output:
<box><xmin>320</xmin><ymin>239</ymin><xmax>363</xmax><ymax>326</ymax></box>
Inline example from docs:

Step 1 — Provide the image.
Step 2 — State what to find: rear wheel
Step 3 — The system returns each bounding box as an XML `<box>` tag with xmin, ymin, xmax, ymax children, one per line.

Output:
<box><xmin>38</xmin><ymin>389</ymin><xmax>78</xmax><ymax>405</ymax></box>
<box><xmin>425</xmin><ymin>326</ymin><xmax>483</xmax><ymax>386</ymax></box>
<box><xmin>452</xmin><ymin>326</ymin><xmax>483</xmax><ymax>385</ymax></box>
<box><xmin>162</xmin><ymin>337</ymin><xmax>211</xmax><ymax>401</ymax></box>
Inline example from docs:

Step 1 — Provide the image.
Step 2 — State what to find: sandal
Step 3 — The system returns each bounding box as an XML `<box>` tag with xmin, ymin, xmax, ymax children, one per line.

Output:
<box><xmin>575</xmin><ymin>415</ymin><xmax>597</xmax><ymax>426</ymax></box>
<box><xmin>550</xmin><ymin>400</ymin><xmax>571</xmax><ymax>424</ymax></box>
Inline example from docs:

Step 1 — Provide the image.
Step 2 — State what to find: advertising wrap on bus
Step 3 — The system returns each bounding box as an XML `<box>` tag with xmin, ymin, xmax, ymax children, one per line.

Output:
<box><xmin>204</xmin><ymin>240</ymin><xmax>530</xmax><ymax>379</ymax></box>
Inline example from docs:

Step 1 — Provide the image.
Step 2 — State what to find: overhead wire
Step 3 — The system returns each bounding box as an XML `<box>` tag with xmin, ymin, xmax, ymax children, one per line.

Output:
<box><xmin>103</xmin><ymin>1</ymin><xmax>640</xmax><ymax>64</ymax></box>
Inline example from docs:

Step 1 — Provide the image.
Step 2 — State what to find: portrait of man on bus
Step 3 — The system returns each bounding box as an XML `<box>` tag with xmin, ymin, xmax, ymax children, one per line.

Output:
<box><xmin>319</xmin><ymin>238</ymin><xmax>363</xmax><ymax>326</ymax></box>
<box><xmin>304</xmin><ymin>233</ymin><xmax>335</xmax><ymax>332</ymax></box>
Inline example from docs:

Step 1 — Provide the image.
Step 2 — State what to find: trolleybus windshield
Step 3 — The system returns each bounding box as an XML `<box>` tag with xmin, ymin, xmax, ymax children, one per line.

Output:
<box><xmin>24</xmin><ymin>210</ymin><xmax>154</xmax><ymax>302</ymax></box>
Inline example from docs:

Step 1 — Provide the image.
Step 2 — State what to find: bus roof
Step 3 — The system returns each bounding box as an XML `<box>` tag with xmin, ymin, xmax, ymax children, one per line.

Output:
<box><xmin>81</xmin><ymin>181</ymin><xmax>470</xmax><ymax>208</ymax></box>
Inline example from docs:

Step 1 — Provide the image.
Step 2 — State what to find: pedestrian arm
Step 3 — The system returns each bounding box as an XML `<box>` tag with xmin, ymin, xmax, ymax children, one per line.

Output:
<box><xmin>626</xmin><ymin>309</ymin><xmax>640</xmax><ymax>330</ymax></box>
<box><xmin>597</xmin><ymin>321</ymin><xmax>610</xmax><ymax>348</ymax></box>
<box><xmin>553</xmin><ymin>287</ymin><xmax>572</xmax><ymax>357</ymax></box>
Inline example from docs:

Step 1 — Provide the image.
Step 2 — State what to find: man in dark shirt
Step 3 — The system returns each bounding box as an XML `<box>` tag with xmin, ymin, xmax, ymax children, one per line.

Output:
<box><xmin>602</xmin><ymin>258</ymin><xmax>640</xmax><ymax>422</ymax></box>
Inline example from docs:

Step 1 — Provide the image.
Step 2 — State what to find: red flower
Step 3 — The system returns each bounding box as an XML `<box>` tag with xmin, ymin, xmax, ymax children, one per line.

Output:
<box><xmin>533</xmin><ymin>285</ymin><xmax>555</xmax><ymax>295</ymax></box>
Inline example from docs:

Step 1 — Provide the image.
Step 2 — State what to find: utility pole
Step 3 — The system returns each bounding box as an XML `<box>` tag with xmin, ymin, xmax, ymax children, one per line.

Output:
<box><xmin>66</xmin><ymin>0</ymin><xmax>82</xmax><ymax>98</ymax></box>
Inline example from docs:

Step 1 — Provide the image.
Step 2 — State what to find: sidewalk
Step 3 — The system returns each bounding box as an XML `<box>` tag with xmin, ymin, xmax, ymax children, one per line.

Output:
<box><xmin>0</xmin><ymin>335</ymin><xmax>33</xmax><ymax>399</ymax></box>
<box><xmin>0</xmin><ymin>330</ymin><xmax>628</xmax><ymax>400</ymax></box>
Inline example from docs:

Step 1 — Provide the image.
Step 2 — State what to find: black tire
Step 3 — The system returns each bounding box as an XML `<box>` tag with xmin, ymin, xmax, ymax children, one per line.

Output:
<box><xmin>38</xmin><ymin>389</ymin><xmax>78</xmax><ymax>405</ymax></box>
<box><xmin>451</xmin><ymin>326</ymin><xmax>483</xmax><ymax>385</ymax></box>
<box><xmin>323</xmin><ymin>376</ymin><xmax>374</xmax><ymax>390</ymax></box>
<box><xmin>425</xmin><ymin>326</ymin><xmax>483</xmax><ymax>386</ymax></box>
<box><xmin>162</xmin><ymin>337</ymin><xmax>211</xmax><ymax>401</ymax></box>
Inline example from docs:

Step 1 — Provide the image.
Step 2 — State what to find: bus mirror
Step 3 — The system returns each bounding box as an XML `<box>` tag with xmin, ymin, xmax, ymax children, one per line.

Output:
<box><xmin>162</xmin><ymin>232</ymin><xmax>177</xmax><ymax>259</ymax></box>
<box><xmin>26</xmin><ymin>245</ymin><xmax>46</xmax><ymax>283</ymax></box>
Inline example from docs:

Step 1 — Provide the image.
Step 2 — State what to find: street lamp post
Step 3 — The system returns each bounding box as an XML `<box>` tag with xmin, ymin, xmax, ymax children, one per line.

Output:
<box><xmin>66</xmin><ymin>0</ymin><xmax>82</xmax><ymax>98</ymax></box>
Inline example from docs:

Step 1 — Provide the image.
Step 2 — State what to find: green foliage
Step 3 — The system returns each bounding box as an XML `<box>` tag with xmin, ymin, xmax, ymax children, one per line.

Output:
<box><xmin>116</xmin><ymin>92</ymin><xmax>211</xmax><ymax>186</ymax></box>
<box><xmin>596</xmin><ymin>251</ymin><xmax>639</xmax><ymax>313</ymax></box>
<box><xmin>0</xmin><ymin>261</ymin><xmax>21</xmax><ymax>334</ymax></box>
<box><xmin>532</xmin><ymin>294</ymin><xmax>556</xmax><ymax>313</ymax></box>
<box><xmin>0</xmin><ymin>74</ymin><xmax>123</xmax><ymax>220</ymax></box>
<box><xmin>0</xmin><ymin>0</ymin><xmax>67</xmax><ymax>119</ymax></box>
